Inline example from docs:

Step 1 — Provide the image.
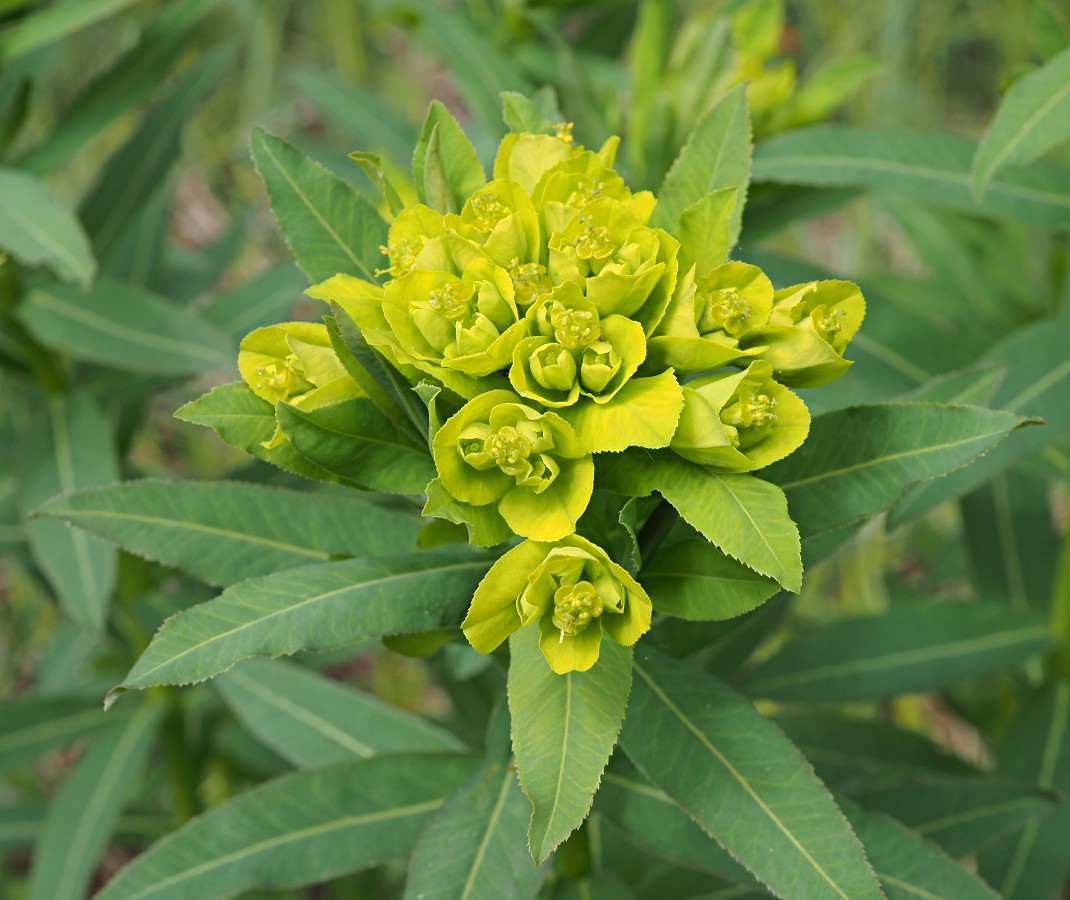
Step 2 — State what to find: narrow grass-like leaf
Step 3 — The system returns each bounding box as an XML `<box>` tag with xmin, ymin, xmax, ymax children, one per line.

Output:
<box><xmin>772</xmin><ymin>712</ymin><xmax>976</xmax><ymax>793</ymax></box>
<box><xmin>739</xmin><ymin>602</ymin><xmax>1051</xmax><ymax>703</ymax></box>
<box><xmin>979</xmin><ymin>680</ymin><xmax>1070</xmax><ymax>900</ymax></box>
<box><xmin>971</xmin><ymin>47</ymin><xmax>1070</xmax><ymax>198</ymax></box>
<box><xmin>855</xmin><ymin>777</ymin><xmax>1057</xmax><ymax>857</ymax></box>
<box><xmin>620</xmin><ymin>648</ymin><xmax>883</xmax><ymax>900</ymax></box>
<box><xmin>18</xmin><ymin>279</ymin><xmax>233</xmax><ymax>375</ymax></box>
<box><xmin>28</xmin><ymin>704</ymin><xmax>161</xmax><ymax>900</ymax></box>
<box><xmin>276</xmin><ymin>397</ymin><xmax>435</xmax><ymax>494</ymax></box>
<box><xmin>841</xmin><ymin>803</ymin><xmax>1002</xmax><ymax>900</ymax></box>
<box><xmin>21</xmin><ymin>0</ymin><xmax>224</xmax><ymax>175</ymax></box>
<box><xmin>80</xmin><ymin>48</ymin><xmax>230</xmax><ymax>257</ymax></box>
<box><xmin>36</xmin><ymin>480</ymin><xmax>421</xmax><ymax>586</ymax></box>
<box><xmin>653</xmin><ymin>85</ymin><xmax>751</xmax><ymax>244</ymax></box>
<box><xmin>0</xmin><ymin>0</ymin><xmax>143</xmax><ymax>61</ymax></box>
<box><xmin>16</xmin><ymin>393</ymin><xmax>117</xmax><ymax>631</ymax></box>
<box><xmin>598</xmin><ymin>453</ymin><xmax>802</xmax><ymax>592</ymax></box>
<box><xmin>175</xmin><ymin>382</ymin><xmax>355</xmax><ymax>486</ymax></box>
<box><xmin>403</xmin><ymin>760</ymin><xmax>541</xmax><ymax>900</ymax></box>
<box><xmin>762</xmin><ymin>403</ymin><xmax>1036</xmax><ymax>537</ymax></box>
<box><xmin>0</xmin><ymin>166</ymin><xmax>94</xmax><ymax>285</ymax></box>
<box><xmin>251</xmin><ymin>127</ymin><xmax>388</xmax><ymax>283</ymax></box>
<box><xmin>0</xmin><ymin>697</ymin><xmax>130</xmax><ymax>775</ymax></box>
<box><xmin>109</xmin><ymin>550</ymin><xmax>491</xmax><ymax>703</ymax></box>
<box><xmin>215</xmin><ymin>658</ymin><xmax>461</xmax><ymax>768</ymax></box>
<box><xmin>94</xmin><ymin>753</ymin><xmax>479</xmax><ymax>900</ymax></box>
<box><xmin>641</xmin><ymin>539</ymin><xmax>779</xmax><ymax>621</ymax></box>
<box><xmin>753</xmin><ymin>126</ymin><xmax>1070</xmax><ymax>227</ymax></box>
<box><xmin>508</xmin><ymin>625</ymin><xmax>632</xmax><ymax>863</ymax></box>
<box><xmin>201</xmin><ymin>264</ymin><xmax>307</xmax><ymax>340</ymax></box>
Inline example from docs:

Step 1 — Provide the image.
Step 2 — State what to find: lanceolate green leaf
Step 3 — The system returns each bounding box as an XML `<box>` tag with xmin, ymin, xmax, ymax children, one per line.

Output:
<box><xmin>971</xmin><ymin>47</ymin><xmax>1070</xmax><ymax>198</ymax></box>
<box><xmin>753</xmin><ymin>126</ymin><xmax>1070</xmax><ymax>227</ymax></box>
<box><xmin>18</xmin><ymin>279</ymin><xmax>233</xmax><ymax>375</ymax></box>
<box><xmin>854</xmin><ymin>777</ymin><xmax>1058</xmax><ymax>857</ymax></box>
<box><xmin>275</xmin><ymin>398</ymin><xmax>436</xmax><ymax>494</ymax></box>
<box><xmin>641</xmin><ymin>539</ymin><xmax>779</xmax><ymax>621</ymax></box>
<box><xmin>403</xmin><ymin>759</ymin><xmax>542</xmax><ymax>900</ymax></box>
<box><xmin>215</xmin><ymin>658</ymin><xmax>461</xmax><ymax>769</ymax></box>
<box><xmin>108</xmin><ymin>550</ymin><xmax>491</xmax><ymax>703</ymax></box>
<box><xmin>36</xmin><ymin>480</ymin><xmax>422</xmax><ymax>587</ymax></box>
<box><xmin>413</xmin><ymin>100</ymin><xmax>486</xmax><ymax>213</ymax></box>
<box><xmin>620</xmin><ymin>648</ymin><xmax>883</xmax><ymax>900</ymax></box>
<box><xmin>739</xmin><ymin>602</ymin><xmax>1050</xmax><ymax>703</ymax></box>
<box><xmin>598</xmin><ymin>453</ymin><xmax>802</xmax><ymax>592</ymax></box>
<box><xmin>841</xmin><ymin>803</ymin><xmax>1002</xmax><ymax>900</ymax></box>
<box><xmin>251</xmin><ymin>127</ymin><xmax>388</xmax><ymax>284</ymax></box>
<box><xmin>762</xmin><ymin>403</ymin><xmax>1036</xmax><ymax>538</ymax></box>
<box><xmin>508</xmin><ymin>625</ymin><xmax>633</xmax><ymax>863</ymax></box>
<box><xmin>28</xmin><ymin>704</ymin><xmax>162</xmax><ymax>900</ymax></box>
<box><xmin>979</xmin><ymin>679</ymin><xmax>1070</xmax><ymax>900</ymax></box>
<box><xmin>93</xmin><ymin>754</ymin><xmax>480</xmax><ymax>900</ymax></box>
<box><xmin>653</xmin><ymin>84</ymin><xmax>751</xmax><ymax>243</ymax></box>
<box><xmin>175</xmin><ymin>383</ymin><xmax>355</xmax><ymax>486</ymax></box>
<box><xmin>0</xmin><ymin>166</ymin><xmax>94</xmax><ymax>286</ymax></box>
<box><xmin>16</xmin><ymin>393</ymin><xmax>118</xmax><ymax>632</ymax></box>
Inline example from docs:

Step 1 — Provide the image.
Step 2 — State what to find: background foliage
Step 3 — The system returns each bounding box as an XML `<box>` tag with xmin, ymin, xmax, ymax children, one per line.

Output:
<box><xmin>1</xmin><ymin>0</ymin><xmax>1068</xmax><ymax>898</ymax></box>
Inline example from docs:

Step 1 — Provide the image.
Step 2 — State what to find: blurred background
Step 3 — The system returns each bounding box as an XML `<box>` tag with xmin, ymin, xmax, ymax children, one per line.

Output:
<box><xmin>1</xmin><ymin>0</ymin><xmax>1068</xmax><ymax>897</ymax></box>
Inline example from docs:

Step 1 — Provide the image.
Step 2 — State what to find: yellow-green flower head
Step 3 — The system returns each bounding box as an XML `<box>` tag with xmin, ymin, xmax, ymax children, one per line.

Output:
<box><xmin>433</xmin><ymin>390</ymin><xmax>594</xmax><ymax>542</ymax></box>
<box><xmin>377</xmin><ymin>205</ymin><xmax>451</xmax><ymax>278</ymax></box>
<box><xmin>461</xmin><ymin>535</ymin><xmax>652</xmax><ymax>674</ymax></box>
<box><xmin>492</xmin><ymin>129</ymin><xmax>583</xmax><ymax>195</ymax></box>
<box><xmin>238</xmin><ymin>322</ymin><xmax>362</xmax><ymax>448</ymax></box>
<box><xmin>741</xmin><ymin>280</ymin><xmax>866</xmax><ymax>387</ymax></box>
<box><xmin>647</xmin><ymin>262</ymin><xmax>772</xmax><ymax>374</ymax></box>
<box><xmin>382</xmin><ymin>259</ymin><xmax>526</xmax><ymax>385</ymax></box>
<box><xmin>547</xmin><ymin>196</ymin><xmax>679</xmax><ymax>335</ymax></box>
<box><xmin>509</xmin><ymin>282</ymin><xmax>647</xmax><ymax>408</ymax></box>
<box><xmin>444</xmin><ymin>179</ymin><xmax>543</xmax><ymax>278</ymax></box>
<box><xmin>670</xmin><ymin>360</ymin><xmax>810</xmax><ymax>472</ymax></box>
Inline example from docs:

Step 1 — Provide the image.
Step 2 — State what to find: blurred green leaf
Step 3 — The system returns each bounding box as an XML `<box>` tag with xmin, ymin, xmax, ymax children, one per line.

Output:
<box><xmin>93</xmin><ymin>754</ymin><xmax>480</xmax><ymax>900</ymax></box>
<box><xmin>855</xmin><ymin>777</ymin><xmax>1057</xmax><ymax>857</ymax></box>
<box><xmin>201</xmin><ymin>264</ymin><xmax>306</xmax><ymax>341</ymax></box>
<box><xmin>599</xmin><ymin>454</ymin><xmax>802</xmax><ymax>592</ymax></box>
<box><xmin>28</xmin><ymin>704</ymin><xmax>162</xmax><ymax>900</ymax></box>
<box><xmin>251</xmin><ymin>128</ymin><xmax>388</xmax><ymax>284</ymax></box>
<box><xmin>0</xmin><ymin>0</ymin><xmax>146</xmax><ymax>62</ymax></box>
<box><xmin>620</xmin><ymin>647</ymin><xmax>883</xmax><ymax>900</ymax></box>
<box><xmin>0</xmin><ymin>167</ymin><xmax>94</xmax><ymax>286</ymax></box>
<box><xmin>0</xmin><ymin>697</ymin><xmax>128</xmax><ymax>775</ymax></box>
<box><xmin>18</xmin><ymin>279</ymin><xmax>233</xmax><ymax>375</ymax></box>
<box><xmin>979</xmin><ymin>680</ymin><xmax>1070</xmax><ymax>900</ymax></box>
<box><xmin>773</xmin><ymin>712</ymin><xmax>976</xmax><ymax>793</ymax></box>
<box><xmin>508</xmin><ymin>625</ymin><xmax>632</xmax><ymax>863</ymax></box>
<box><xmin>36</xmin><ymin>479</ymin><xmax>422</xmax><ymax>586</ymax></box>
<box><xmin>753</xmin><ymin>127</ymin><xmax>1070</xmax><ymax>227</ymax></box>
<box><xmin>20</xmin><ymin>0</ymin><xmax>225</xmax><ymax>174</ymax></box>
<box><xmin>109</xmin><ymin>550</ymin><xmax>491</xmax><ymax>702</ymax></box>
<box><xmin>653</xmin><ymin>84</ymin><xmax>751</xmax><ymax>245</ymax></box>
<box><xmin>276</xmin><ymin>397</ymin><xmax>435</xmax><ymax>494</ymax></box>
<box><xmin>640</xmin><ymin>539</ymin><xmax>779</xmax><ymax>621</ymax></box>
<box><xmin>763</xmin><ymin>402</ymin><xmax>1037</xmax><ymax>537</ymax></box>
<box><xmin>16</xmin><ymin>393</ymin><xmax>118</xmax><ymax>632</ymax></box>
<box><xmin>972</xmin><ymin>47</ymin><xmax>1070</xmax><ymax>198</ymax></box>
<box><xmin>215</xmin><ymin>658</ymin><xmax>461</xmax><ymax>769</ymax></box>
<box><xmin>739</xmin><ymin>602</ymin><xmax>1051</xmax><ymax>702</ymax></box>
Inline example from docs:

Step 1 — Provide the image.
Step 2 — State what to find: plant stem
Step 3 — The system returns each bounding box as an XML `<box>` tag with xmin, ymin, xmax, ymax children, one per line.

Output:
<box><xmin>636</xmin><ymin>499</ymin><xmax>678</xmax><ymax>570</ymax></box>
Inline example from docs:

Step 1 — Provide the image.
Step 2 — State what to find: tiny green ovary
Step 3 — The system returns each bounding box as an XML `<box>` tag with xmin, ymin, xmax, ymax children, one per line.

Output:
<box><xmin>552</xmin><ymin>580</ymin><xmax>604</xmax><ymax>640</ymax></box>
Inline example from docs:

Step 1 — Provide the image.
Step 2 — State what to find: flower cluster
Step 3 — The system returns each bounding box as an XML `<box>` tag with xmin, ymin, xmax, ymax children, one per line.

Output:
<box><xmin>242</xmin><ymin>123</ymin><xmax>863</xmax><ymax>672</ymax></box>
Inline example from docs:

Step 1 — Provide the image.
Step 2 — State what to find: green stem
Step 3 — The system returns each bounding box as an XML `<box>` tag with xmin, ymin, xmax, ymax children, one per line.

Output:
<box><xmin>637</xmin><ymin>499</ymin><xmax>678</xmax><ymax>570</ymax></box>
<box><xmin>1050</xmin><ymin>519</ymin><xmax>1070</xmax><ymax>678</ymax></box>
